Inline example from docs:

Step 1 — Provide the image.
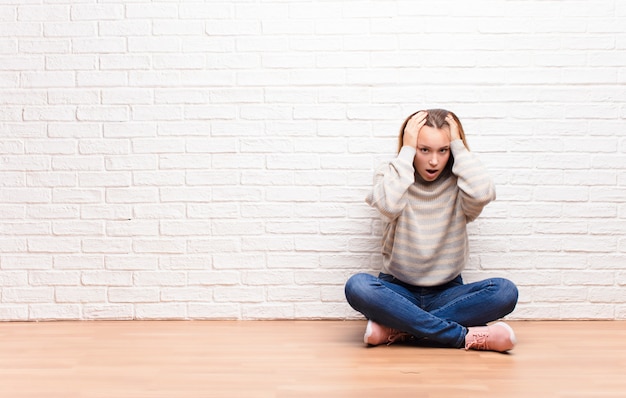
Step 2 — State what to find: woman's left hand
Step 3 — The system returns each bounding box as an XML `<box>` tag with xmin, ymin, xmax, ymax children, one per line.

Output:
<box><xmin>446</xmin><ymin>114</ymin><xmax>461</xmax><ymax>141</ymax></box>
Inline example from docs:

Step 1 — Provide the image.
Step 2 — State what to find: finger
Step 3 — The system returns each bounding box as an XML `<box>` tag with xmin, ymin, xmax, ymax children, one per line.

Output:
<box><xmin>411</xmin><ymin>111</ymin><xmax>427</xmax><ymax>120</ymax></box>
<box><xmin>405</xmin><ymin>118</ymin><xmax>418</xmax><ymax>130</ymax></box>
<box><xmin>405</xmin><ymin>112</ymin><xmax>428</xmax><ymax>136</ymax></box>
<box><xmin>413</xmin><ymin>113</ymin><xmax>428</xmax><ymax>126</ymax></box>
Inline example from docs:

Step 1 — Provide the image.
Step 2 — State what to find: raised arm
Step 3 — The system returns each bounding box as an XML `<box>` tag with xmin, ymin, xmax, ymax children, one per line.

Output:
<box><xmin>449</xmin><ymin>140</ymin><xmax>496</xmax><ymax>222</ymax></box>
<box><xmin>365</xmin><ymin>146</ymin><xmax>417</xmax><ymax>219</ymax></box>
<box><xmin>365</xmin><ymin>112</ymin><xmax>428</xmax><ymax>219</ymax></box>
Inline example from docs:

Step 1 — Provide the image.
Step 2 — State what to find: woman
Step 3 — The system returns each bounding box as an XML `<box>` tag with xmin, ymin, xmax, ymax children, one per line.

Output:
<box><xmin>345</xmin><ymin>109</ymin><xmax>518</xmax><ymax>352</ymax></box>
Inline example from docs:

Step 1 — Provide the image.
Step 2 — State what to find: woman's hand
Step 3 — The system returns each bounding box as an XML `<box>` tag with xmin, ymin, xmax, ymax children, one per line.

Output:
<box><xmin>446</xmin><ymin>113</ymin><xmax>461</xmax><ymax>141</ymax></box>
<box><xmin>403</xmin><ymin>111</ymin><xmax>428</xmax><ymax>148</ymax></box>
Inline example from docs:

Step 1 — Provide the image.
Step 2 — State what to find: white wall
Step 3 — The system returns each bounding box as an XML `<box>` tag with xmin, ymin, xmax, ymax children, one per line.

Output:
<box><xmin>1</xmin><ymin>0</ymin><xmax>625</xmax><ymax>321</ymax></box>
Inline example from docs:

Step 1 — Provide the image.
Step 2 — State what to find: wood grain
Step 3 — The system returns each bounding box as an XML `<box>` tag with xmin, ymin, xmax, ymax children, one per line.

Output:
<box><xmin>0</xmin><ymin>320</ymin><xmax>624</xmax><ymax>397</ymax></box>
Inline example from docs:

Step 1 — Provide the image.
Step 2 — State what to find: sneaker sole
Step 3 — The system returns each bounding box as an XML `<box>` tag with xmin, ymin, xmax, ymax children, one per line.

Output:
<box><xmin>363</xmin><ymin>320</ymin><xmax>373</xmax><ymax>344</ymax></box>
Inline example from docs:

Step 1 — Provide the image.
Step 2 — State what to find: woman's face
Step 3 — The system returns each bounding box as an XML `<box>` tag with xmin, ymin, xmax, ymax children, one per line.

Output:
<box><xmin>413</xmin><ymin>125</ymin><xmax>451</xmax><ymax>182</ymax></box>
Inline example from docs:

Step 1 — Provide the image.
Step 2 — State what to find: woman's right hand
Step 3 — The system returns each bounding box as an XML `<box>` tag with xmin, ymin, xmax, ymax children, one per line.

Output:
<box><xmin>403</xmin><ymin>111</ymin><xmax>428</xmax><ymax>149</ymax></box>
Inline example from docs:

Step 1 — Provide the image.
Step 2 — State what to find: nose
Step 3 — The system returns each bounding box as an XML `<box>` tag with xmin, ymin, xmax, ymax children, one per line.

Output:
<box><xmin>429</xmin><ymin>154</ymin><xmax>438</xmax><ymax>166</ymax></box>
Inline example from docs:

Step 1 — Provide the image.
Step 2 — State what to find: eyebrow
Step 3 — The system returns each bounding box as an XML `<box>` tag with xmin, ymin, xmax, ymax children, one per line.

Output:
<box><xmin>419</xmin><ymin>145</ymin><xmax>450</xmax><ymax>150</ymax></box>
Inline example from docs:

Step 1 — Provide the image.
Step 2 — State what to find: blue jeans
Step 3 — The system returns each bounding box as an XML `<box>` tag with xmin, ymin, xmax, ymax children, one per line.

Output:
<box><xmin>344</xmin><ymin>272</ymin><xmax>518</xmax><ymax>348</ymax></box>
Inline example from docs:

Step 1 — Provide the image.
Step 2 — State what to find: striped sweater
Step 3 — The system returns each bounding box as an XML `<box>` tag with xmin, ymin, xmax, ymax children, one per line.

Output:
<box><xmin>366</xmin><ymin>140</ymin><xmax>496</xmax><ymax>287</ymax></box>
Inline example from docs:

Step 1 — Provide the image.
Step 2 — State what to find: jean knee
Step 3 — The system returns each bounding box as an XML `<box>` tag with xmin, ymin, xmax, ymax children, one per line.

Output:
<box><xmin>344</xmin><ymin>273</ymin><xmax>375</xmax><ymax>303</ymax></box>
<box><xmin>494</xmin><ymin>277</ymin><xmax>519</xmax><ymax>310</ymax></box>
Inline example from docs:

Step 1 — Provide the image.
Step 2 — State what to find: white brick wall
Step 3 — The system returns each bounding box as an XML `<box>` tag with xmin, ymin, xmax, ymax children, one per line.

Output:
<box><xmin>1</xmin><ymin>0</ymin><xmax>625</xmax><ymax>321</ymax></box>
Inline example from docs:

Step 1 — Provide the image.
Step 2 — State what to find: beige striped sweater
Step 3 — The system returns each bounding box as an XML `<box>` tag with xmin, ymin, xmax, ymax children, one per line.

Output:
<box><xmin>366</xmin><ymin>140</ymin><xmax>496</xmax><ymax>287</ymax></box>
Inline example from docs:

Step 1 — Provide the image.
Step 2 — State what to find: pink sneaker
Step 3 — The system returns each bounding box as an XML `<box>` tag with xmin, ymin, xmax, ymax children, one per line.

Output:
<box><xmin>464</xmin><ymin>321</ymin><xmax>517</xmax><ymax>352</ymax></box>
<box><xmin>363</xmin><ymin>320</ymin><xmax>409</xmax><ymax>346</ymax></box>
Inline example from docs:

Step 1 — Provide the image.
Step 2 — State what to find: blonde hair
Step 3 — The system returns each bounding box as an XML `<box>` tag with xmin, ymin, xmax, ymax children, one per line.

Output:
<box><xmin>397</xmin><ymin>109</ymin><xmax>469</xmax><ymax>153</ymax></box>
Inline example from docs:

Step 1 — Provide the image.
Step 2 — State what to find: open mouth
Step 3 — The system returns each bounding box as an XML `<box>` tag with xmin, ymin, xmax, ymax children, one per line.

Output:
<box><xmin>426</xmin><ymin>169</ymin><xmax>438</xmax><ymax>177</ymax></box>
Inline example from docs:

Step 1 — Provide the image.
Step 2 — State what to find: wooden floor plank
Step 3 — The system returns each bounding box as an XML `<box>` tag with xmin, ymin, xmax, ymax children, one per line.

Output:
<box><xmin>0</xmin><ymin>320</ymin><xmax>624</xmax><ymax>397</ymax></box>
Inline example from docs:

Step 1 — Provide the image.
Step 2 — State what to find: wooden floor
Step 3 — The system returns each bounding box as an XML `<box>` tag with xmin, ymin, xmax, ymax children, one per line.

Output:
<box><xmin>0</xmin><ymin>320</ymin><xmax>625</xmax><ymax>398</ymax></box>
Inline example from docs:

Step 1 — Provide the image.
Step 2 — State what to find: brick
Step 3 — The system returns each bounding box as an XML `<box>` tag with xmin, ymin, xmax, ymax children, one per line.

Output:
<box><xmin>134</xmin><ymin>303</ymin><xmax>187</xmax><ymax>320</ymax></box>
<box><xmin>508</xmin><ymin>305</ymin><xmax>560</xmax><ymax>320</ymax></box>
<box><xmin>241</xmin><ymin>304</ymin><xmax>293</xmax><ymax>320</ymax></box>
<box><xmin>188</xmin><ymin>271</ymin><xmax>240</xmax><ymax>286</ymax></box>
<box><xmin>99</xmin><ymin>21</ymin><xmax>151</xmax><ymax>36</ymax></box>
<box><xmin>187</xmin><ymin>239</ymin><xmax>240</xmax><ymax>254</ymax></box>
<box><xmin>72</xmin><ymin>38</ymin><xmax>126</xmax><ymax>54</ymax></box>
<box><xmin>133</xmin><ymin>171</ymin><xmax>184</xmax><ymax>186</ymax></box>
<box><xmin>241</xmin><ymin>236</ymin><xmax>294</xmax><ymax>252</ymax></box>
<box><xmin>70</xmin><ymin>4</ymin><xmax>125</xmax><ymax>21</ymax></box>
<box><xmin>102</xmin><ymin>89</ymin><xmax>152</xmax><ymax>105</ymax></box>
<box><xmin>52</xmin><ymin>221</ymin><xmax>104</xmax><ymax>236</ymax></box>
<box><xmin>213</xmin><ymin>254</ymin><xmax>265</xmax><ymax>270</ymax></box>
<box><xmin>78</xmin><ymin>172</ymin><xmax>130</xmax><ymax>187</ymax></box>
<box><xmin>294</xmin><ymin>302</ymin><xmax>354</xmax><ymax>319</ymax></box>
<box><xmin>160</xmin><ymin>287</ymin><xmax>212</xmax><ymax>302</ymax></box>
<box><xmin>132</xmin><ymin>105</ymin><xmax>183</xmax><ymax>121</ymax></box>
<box><xmin>160</xmin><ymin>220</ymin><xmax>211</xmax><ymax>236</ymax></box>
<box><xmin>240</xmin><ymin>171</ymin><xmax>292</xmax><ymax>186</ymax></box>
<box><xmin>0</xmin><ymin>271</ymin><xmax>28</xmax><ymax>286</ymax></box>
<box><xmin>46</xmin><ymin>55</ymin><xmax>96</xmax><ymax>70</ymax></box>
<box><xmin>81</xmin><ymin>239</ymin><xmax>131</xmax><ymax>254</ymax></box>
<box><xmin>81</xmin><ymin>271</ymin><xmax>132</xmax><ymax>286</ymax></box>
<box><xmin>54</xmin><ymin>255</ymin><xmax>104</xmax><ymax>270</ymax></box>
<box><xmin>77</xmin><ymin>106</ymin><xmax>129</xmax><ymax>122</ymax></box>
<box><xmin>133</xmin><ymin>271</ymin><xmax>186</xmax><ymax>287</ymax></box>
<box><xmin>44</xmin><ymin>22</ymin><xmax>95</xmax><ymax>37</ymax></box>
<box><xmin>267</xmin><ymin>252</ymin><xmax>319</xmax><ymax>269</ymax></box>
<box><xmin>589</xmin><ymin>287</ymin><xmax>626</xmax><ymax>303</ymax></box>
<box><xmin>265</xmin><ymin>186</ymin><xmax>319</xmax><ymax>202</ymax></box>
<box><xmin>55</xmin><ymin>287</ymin><xmax>106</xmax><ymax>303</ymax></box>
<box><xmin>108</xmin><ymin>287</ymin><xmax>159</xmax><ymax>303</ymax></box>
<box><xmin>82</xmin><ymin>304</ymin><xmax>133</xmax><ymax>320</ymax></box>
<box><xmin>267</xmin><ymin>286</ymin><xmax>320</xmax><ymax>302</ymax></box>
<box><xmin>0</xmin><ymin>189</ymin><xmax>51</xmax><ymax>203</ymax></box>
<box><xmin>187</xmin><ymin>203</ymin><xmax>238</xmax><ymax>219</ymax></box>
<box><xmin>0</xmin><ymin>306</ymin><xmax>28</xmax><ymax>321</ymax></box>
<box><xmin>214</xmin><ymin>286</ymin><xmax>265</xmax><ymax>303</ymax></box>
<box><xmin>266</xmin><ymin>221</ymin><xmax>318</xmax><ymax>235</ymax></box>
<box><xmin>2</xmin><ymin>287</ymin><xmax>53</xmax><ymax>303</ymax></box>
<box><xmin>29</xmin><ymin>304</ymin><xmax>80</xmax><ymax>320</ymax></box>
<box><xmin>559</xmin><ymin>304</ymin><xmax>614</xmax><ymax>320</ymax></box>
<box><xmin>188</xmin><ymin>304</ymin><xmax>240</xmax><ymax>320</ymax></box>
<box><xmin>105</xmin><ymin>256</ymin><xmax>157</xmax><ymax>271</ymax></box>
<box><xmin>132</xmin><ymin>239</ymin><xmax>186</xmax><ymax>254</ymax></box>
<box><xmin>106</xmin><ymin>187</ymin><xmax>158</xmax><ymax>204</ymax></box>
<box><xmin>160</xmin><ymin>255</ymin><xmax>213</xmax><ymax>270</ymax></box>
<box><xmin>100</xmin><ymin>55</ymin><xmax>151</xmax><ymax>71</ymax></box>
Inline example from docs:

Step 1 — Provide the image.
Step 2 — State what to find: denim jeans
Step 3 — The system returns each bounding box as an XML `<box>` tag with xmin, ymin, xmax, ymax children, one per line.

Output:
<box><xmin>344</xmin><ymin>272</ymin><xmax>518</xmax><ymax>348</ymax></box>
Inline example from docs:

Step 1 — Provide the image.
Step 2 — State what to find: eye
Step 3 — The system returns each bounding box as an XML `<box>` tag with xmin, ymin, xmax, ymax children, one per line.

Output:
<box><xmin>419</xmin><ymin>148</ymin><xmax>429</xmax><ymax>153</ymax></box>
<box><xmin>439</xmin><ymin>148</ymin><xmax>449</xmax><ymax>154</ymax></box>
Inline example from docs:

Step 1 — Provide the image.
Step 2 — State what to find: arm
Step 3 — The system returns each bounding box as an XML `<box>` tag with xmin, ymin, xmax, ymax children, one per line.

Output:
<box><xmin>450</xmin><ymin>140</ymin><xmax>496</xmax><ymax>222</ymax></box>
<box><xmin>446</xmin><ymin>114</ymin><xmax>495</xmax><ymax>222</ymax></box>
<box><xmin>365</xmin><ymin>146</ymin><xmax>416</xmax><ymax>220</ymax></box>
<box><xmin>366</xmin><ymin>111</ymin><xmax>428</xmax><ymax>219</ymax></box>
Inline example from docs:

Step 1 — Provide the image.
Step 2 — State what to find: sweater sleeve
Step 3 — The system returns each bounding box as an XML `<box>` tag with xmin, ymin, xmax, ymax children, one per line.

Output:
<box><xmin>365</xmin><ymin>146</ymin><xmax>416</xmax><ymax>220</ymax></box>
<box><xmin>450</xmin><ymin>140</ymin><xmax>496</xmax><ymax>222</ymax></box>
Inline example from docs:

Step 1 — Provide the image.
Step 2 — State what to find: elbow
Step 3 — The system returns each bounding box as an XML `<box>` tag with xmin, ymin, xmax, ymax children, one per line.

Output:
<box><xmin>365</xmin><ymin>196</ymin><xmax>403</xmax><ymax>220</ymax></box>
<box><xmin>369</xmin><ymin>201</ymin><xmax>403</xmax><ymax>220</ymax></box>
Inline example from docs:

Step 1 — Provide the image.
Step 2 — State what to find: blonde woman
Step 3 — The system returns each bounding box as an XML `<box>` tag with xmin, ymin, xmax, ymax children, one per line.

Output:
<box><xmin>345</xmin><ymin>109</ymin><xmax>518</xmax><ymax>352</ymax></box>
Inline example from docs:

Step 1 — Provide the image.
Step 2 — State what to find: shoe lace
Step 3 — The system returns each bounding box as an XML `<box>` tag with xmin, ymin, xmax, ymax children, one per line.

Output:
<box><xmin>386</xmin><ymin>330</ymin><xmax>409</xmax><ymax>345</ymax></box>
<box><xmin>465</xmin><ymin>331</ymin><xmax>488</xmax><ymax>350</ymax></box>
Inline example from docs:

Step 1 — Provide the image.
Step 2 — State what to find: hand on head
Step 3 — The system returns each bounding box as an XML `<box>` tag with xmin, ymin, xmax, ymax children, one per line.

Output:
<box><xmin>403</xmin><ymin>111</ymin><xmax>428</xmax><ymax>148</ymax></box>
<box><xmin>446</xmin><ymin>113</ymin><xmax>461</xmax><ymax>141</ymax></box>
